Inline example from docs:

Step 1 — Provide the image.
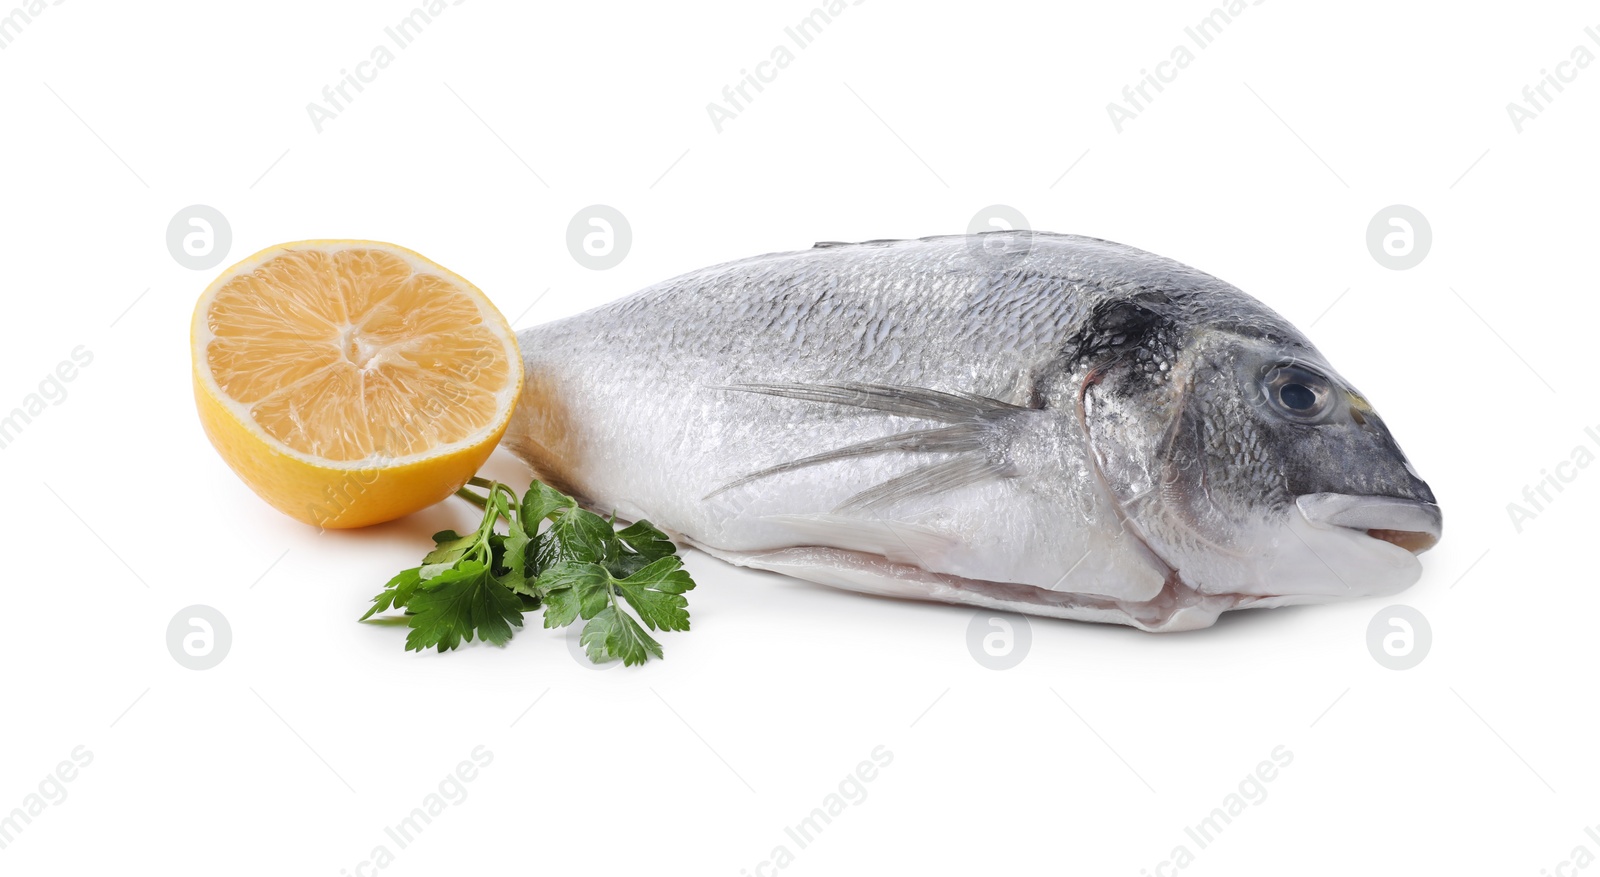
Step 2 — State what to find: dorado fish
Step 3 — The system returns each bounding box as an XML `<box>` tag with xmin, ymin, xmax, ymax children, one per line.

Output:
<box><xmin>502</xmin><ymin>232</ymin><xmax>1441</xmax><ymax>631</ymax></box>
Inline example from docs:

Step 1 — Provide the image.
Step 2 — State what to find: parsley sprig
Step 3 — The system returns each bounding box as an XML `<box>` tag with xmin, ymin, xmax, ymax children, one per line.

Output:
<box><xmin>359</xmin><ymin>477</ymin><xmax>696</xmax><ymax>665</ymax></box>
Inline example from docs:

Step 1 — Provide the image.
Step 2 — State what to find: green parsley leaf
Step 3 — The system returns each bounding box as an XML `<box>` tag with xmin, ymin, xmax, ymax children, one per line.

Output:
<box><xmin>537</xmin><ymin>507</ymin><xmax>619</xmax><ymax>569</ymax></box>
<box><xmin>403</xmin><ymin>561</ymin><xmax>524</xmax><ymax>652</ymax></box>
<box><xmin>521</xmin><ymin>480</ymin><xmax>577</xmax><ymax>525</ymax></box>
<box><xmin>360</xmin><ymin>566</ymin><xmax>424</xmax><ymax>621</ymax></box>
<box><xmin>613</xmin><ymin>556</ymin><xmax>696</xmax><ymax>632</ymax></box>
<box><xmin>423</xmin><ymin>529</ymin><xmax>474</xmax><ymax>563</ymax></box>
<box><xmin>616</xmin><ymin>520</ymin><xmax>676</xmax><ymax>561</ymax></box>
<box><xmin>491</xmin><ymin>526</ymin><xmax>537</xmax><ymax>598</ymax></box>
<box><xmin>535</xmin><ymin>562</ymin><xmax>611</xmax><ymax>628</ymax></box>
<box><xmin>581</xmin><ymin>606</ymin><xmax>663</xmax><ymax>666</ymax></box>
<box><xmin>360</xmin><ymin>477</ymin><xmax>699</xmax><ymax>664</ymax></box>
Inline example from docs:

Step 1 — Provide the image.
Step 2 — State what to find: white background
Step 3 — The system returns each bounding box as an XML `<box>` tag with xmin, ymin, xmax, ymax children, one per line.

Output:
<box><xmin>1</xmin><ymin>1</ymin><xmax>1596</xmax><ymax>874</ymax></box>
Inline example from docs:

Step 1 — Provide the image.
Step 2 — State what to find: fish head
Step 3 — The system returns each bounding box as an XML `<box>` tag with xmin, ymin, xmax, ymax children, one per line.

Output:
<box><xmin>1080</xmin><ymin>295</ymin><xmax>1441</xmax><ymax>605</ymax></box>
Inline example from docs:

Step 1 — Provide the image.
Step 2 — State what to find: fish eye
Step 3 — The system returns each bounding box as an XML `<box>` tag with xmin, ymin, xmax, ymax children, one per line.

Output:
<box><xmin>1280</xmin><ymin>382</ymin><xmax>1316</xmax><ymax>411</ymax></box>
<box><xmin>1262</xmin><ymin>364</ymin><xmax>1333</xmax><ymax>422</ymax></box>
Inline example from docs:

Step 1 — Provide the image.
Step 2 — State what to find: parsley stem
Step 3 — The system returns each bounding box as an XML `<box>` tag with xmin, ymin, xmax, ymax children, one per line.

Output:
<box><xmin>456</xmin><ymin>482</ymin><xmax>517</xmax><ymax>527</ymax></box>
<box><xmin>454</xmin><ymin>486</ymin><xmax>489</xmax><ymax>510</ymax></box>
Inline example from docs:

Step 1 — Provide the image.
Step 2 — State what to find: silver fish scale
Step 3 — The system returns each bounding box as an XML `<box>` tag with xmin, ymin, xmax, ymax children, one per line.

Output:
<box><xmin>502</xmin><ymin>232</ymin><xmax>1319</xmax><ymax>616</ymax></box>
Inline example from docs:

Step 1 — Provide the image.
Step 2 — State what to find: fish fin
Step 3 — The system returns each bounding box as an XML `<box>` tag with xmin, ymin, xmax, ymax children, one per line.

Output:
<box><xmin>688</xmin><ymin>542</ymin><xmax>1227</xmax><ymax>632</ymax></box>
<box><xmin>703</xmin><ymin>424</ymin><xmax>988</xmax><ymax>500</ymax></box>
<box><xmin>713</xmin><ymin>381</ymin><xmax>1028</xmax><ymax>422</ymax></box>
<box><xmin>706</xmin><ymin>381</ymin><xmax>1027</xmax><ymax>508</ymax></box>
<box><xmin>809</xmin><ymin>231</ymin><xmax>1075</xmax><ymax>251</ymax></box>
<box><xmin>751</xmin><ymin>514</ymin><xmax>959</xmax><ymax>568</ymax></box>
<box><xmin>836</xmin><ymin>456</ymin><xmax>1013</xmax><ymax>513</ymax></box>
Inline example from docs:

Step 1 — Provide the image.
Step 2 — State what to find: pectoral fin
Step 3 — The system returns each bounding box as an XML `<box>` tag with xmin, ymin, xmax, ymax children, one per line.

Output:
<box><xmin>706</xmin><ymin>381</ymin><xmax>1028</xmax><ymax>512</ymax></box>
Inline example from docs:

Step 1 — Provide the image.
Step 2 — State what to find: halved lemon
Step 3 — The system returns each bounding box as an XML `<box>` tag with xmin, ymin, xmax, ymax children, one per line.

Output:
<box><xmin>191</xmin><ymin>241</ymin><xmax>522</xmax><ymax>528</ymax></box>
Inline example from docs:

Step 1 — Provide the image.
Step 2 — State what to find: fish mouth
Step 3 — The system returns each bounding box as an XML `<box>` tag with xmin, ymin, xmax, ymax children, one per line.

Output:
<box><xmin>1295</xmin><ymin>493</ymin><xmax>1443</xmax><ymax>555</ymax></box>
